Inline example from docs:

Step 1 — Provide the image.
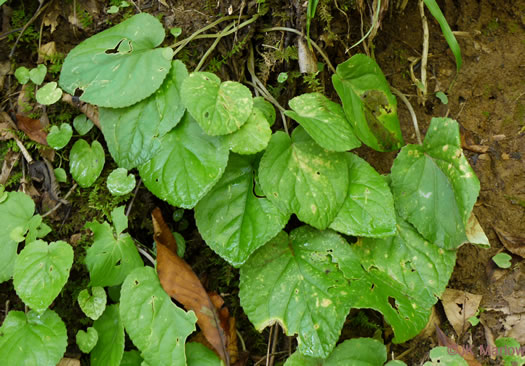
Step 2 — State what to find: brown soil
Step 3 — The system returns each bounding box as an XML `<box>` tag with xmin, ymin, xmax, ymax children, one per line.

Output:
<box><xmin>1</xmin><ymin>0</ymin><xmax>524</xmax><ymax>365</ymax></box>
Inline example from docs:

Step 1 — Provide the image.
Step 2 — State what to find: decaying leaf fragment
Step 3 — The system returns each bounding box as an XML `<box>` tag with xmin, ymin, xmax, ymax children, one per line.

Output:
<box><xmin>441</xmin><ymin>288</ymin><xmax>482</xmax><ymax>336</ymax></box>
<box><xmin>152</xmin><ymin>208</ymin><xmax>232</xmax><ymax>365</ymax></box>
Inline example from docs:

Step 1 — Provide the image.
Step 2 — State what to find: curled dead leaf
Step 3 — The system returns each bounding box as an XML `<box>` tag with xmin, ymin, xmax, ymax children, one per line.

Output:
<box><xmin>16</xmin><ymin>115</ymin><xmax>48</xmax><ymax>145</ymax></box>
<box><xmin>441</xmin><ymin>288</ymin><xmax>482</xmax><ymax>337</ymax></box>
<box><xmin>152</xmin><ymin>208</ymin><xmax>232</xmax><ymax>365</ymax></box>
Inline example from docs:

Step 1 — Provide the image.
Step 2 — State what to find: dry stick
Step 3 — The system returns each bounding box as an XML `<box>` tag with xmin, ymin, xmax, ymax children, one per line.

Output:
<box><xmin>125</xmin><ymin>178</ymin><xmax>142</xmax><ymax>217</ymax></box>
<box><xmin>42</xmin><ymin>183</ymin><xmax>78</xmax><ymax>218</ymax></box>
<box><xmin>9</xmin><ymin>1</ymin><xmax>50</xmax><ymax>58</ymax></box>
<box><xmin>136</xmin><ymin>246</ymin><xmax>155</xmax><ymax>266</ymax></box>
<box><xmin>269</xmin><ymin>323</ymin><xmax>279</xmax><ymax>366</ymax></box>
<box><xmin>261</xmin><ymin>27</ymin><xmax>336</xmax><ymax>74</ymax></box>
<box><xmin>418</xmin><ymin>0</ymin><xmax>429</xmax><ymax>104</ymax></box>
<box><xmin>392</xmin><ymin>87</ymin><xmax>422</xmax><ymax>145</ymax></box>
<box><xmin>265</xmin><ymin>324</ymin><xmax>275</xmax><ymax>366</ymax></box>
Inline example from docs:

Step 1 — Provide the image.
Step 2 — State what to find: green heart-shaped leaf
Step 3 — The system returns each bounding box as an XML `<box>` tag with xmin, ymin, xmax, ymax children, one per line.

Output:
<box><xmin>76</xmin><ymin>327</ymin><xmax>99</xmax><ymax>353</ymax></box>
<box><xmin>139</xmin><ymin>114</ymin><xmax>229</xmax><ymax>208</ymax></box>
<box><xmin>59</xmin><ymin>13</ymin><xmax>173</xmax><ymax>108</ymax></box>
<box><xmin>47</xmin><ymin>123</ymin><xmax>73</xmax><ymax>149</ymax></box>
<box><xmin>36</xmin><ymin>82</ymin><xmax>63</xmax><ymax>105</ymax></box>
<box><xmin>258</xmin><ymin>126</ymin><xmax>348</xmax><ymax>229</ymax></box>
<box><xmin>29</xmin><ymin>64</ymin><xmax>47</xmax><ymax>85</ymax></box>
<box><xmin>78</xmin><ymin>287</ymin><xmax>107</xmax><ymax>320</ymax></box>
<box><xmin>13</xmin><ymin>240</ymin><xmax>74</xmax><ymax>313</ymax></box>
<box><xmin>69</xmin><ymin>139</ymin><xmax>105</xmax><ymax>188</ymax></box>
<box><xmin>390</xmin><ymin>117</ymin><xmax>480</xmax><ymax>249</ymax></box>
<box><xmin>73</xmin><ymin>114</ymin><xmax>94</xmax><ymax>136</ymax></box>
<box><xmin>99</xmin><ymin>60</ymin><xmax>188</xmax><ymax>169</ymax></box>
<box><xmin>14</xmin><ymin>66</ymin><xmax>30</xmax><ymax>84</ymax></box>
<box><xmin>240</xmin><ymin>228</ymin><xmax>353</xmax><ymax>358</ymax></box>
<box><xmin>492</xmin><ymin>252</ymin><xmax>512</xmax><ymax>269</ymax></box>
<box><xmin>285</xmin><ymin>92</ymin><xmax>361</xmax><ymax>152</ymax></box>
<box><xmin>107</xmin><ymin>168</ymin><xmax>135</xmax><ymax>196</ymax></box>
<box><xmin>195</xmin><ymin>154</ymin><xmax>289</xmax><ymax>267</ymax></box>
<box><xmin>0</xmin><ymin>310</ymin><xmax>67</xmax><ymax>365</ymax></box>
<box><xmin>181</xmin><ymin>72</ymin><xmax>253</xmax><ymax>135</ymax></box>
<box><xmin>332</xmin><ymin>54</ymin><xmax>403</xmax><ymax>151</ymax></box>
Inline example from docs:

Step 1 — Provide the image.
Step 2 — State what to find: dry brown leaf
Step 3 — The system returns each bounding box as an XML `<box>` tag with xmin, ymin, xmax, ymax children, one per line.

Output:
<box><xmin>16</xmin><ymin>115</ymin><xmax>48</xmax><ymax>145</ymax></box>
<box><xmin>43</xmin><ymin>2</ymin><xmax>61</xmax><ymax>33</ymax></box>
<box><xmin>442</xmin><ymin>288</ymin><xmax>482</xmax><ymax>337</ymax></box>
<box><xmin>57</xmin><ymin>358</ymin><xmax>80</xmax><ymax>366</ymax></box>
<box><xmin>0</xmin><ymin>150</ymin><xmax>20</xmax><ymax>185</ymax></box>
<box><xmin>297</xmin><ymin>37</ymin><xmax>318</xmax><ymax>74</ymax></box>
<box><xmin>435</xmin><ymin>325</ymin><xmax>482</xmax><ymax>366</ymax></box>
<box><xmin>494</xmin><ymin>227</ymin><xmax>525</xmax><ymax>258</ymax></box>
<box><xmin>465</xmin><ymin>213</ymin><xmax>490</xmax><ymax>247</ymax></box>
<box><xmin>152</xmin><ymin>208</ymin><xmax>231</xmax><ymax>365</ymax></box>
<box><xmin>62</xmin><ymin>93</ymin><xmax>101</xmax><ymax>129</ymax></box>
<box><xmin>38</xmin><ymin>41</ymin><xmax>57</xmax><ymax>64</ymax></box>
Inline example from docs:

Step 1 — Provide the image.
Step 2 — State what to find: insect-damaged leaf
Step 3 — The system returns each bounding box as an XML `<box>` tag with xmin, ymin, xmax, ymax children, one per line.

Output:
<box><xmin>391</xmin><ymin>117</ymin><xmax>480</xmax><ymax>249</ymax></box>
<box><xmin>332</xmin><ymin>54</ymin><xmax>403</xmax><ymax>152</ymax></box>
<box><xmin>59</xmin><ymin>13</ymin><xmax>173</xmax><ymax>108</ymax></box>
<box><xmin>258</xmin><ymin>126</ymin><xmax>348</xmax><ymax>230</ymax></box>
<box><xmin>152</xmin><ymin>208</ymin><xmax>231</xmax><ymax>364</ymax></box>
<box><xmin>239</xmin><ymin>227</ymin><xmax>353</xmax><ymax>358</ymax></box>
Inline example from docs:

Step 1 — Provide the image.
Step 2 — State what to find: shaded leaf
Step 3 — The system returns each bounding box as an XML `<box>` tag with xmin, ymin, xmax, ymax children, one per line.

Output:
<box><xmin>77</xmin><ymin>286</ymin><xmax>107</xmax><ymax>320</ymax></box>
<box><xmin>73</xmin><ymin>114</ymin><xmax>94</xmax><ymax>136</ymax></box>
<box><xmin>186</xmin><ymin>343</ymin><xmax>224</xmax><ymax>366</ymax></box>
<box><xmin>91</xmin><ymin>305</ymin><xmax>124</xmax><ymax>366</ymax></box>
<box><xmin>76</xmin><ymin>327</ymin><xmax>98</xmax><ymax>353</ymax></box>
<box><xmin>69</xmin><ymin>139</ymin><xmax>105</xmax><ymax>188</ymax></box>
<box><xmin>153</xmin><ymin>208</ymin><xmax>230</xmax><ymax>364</ymax></box>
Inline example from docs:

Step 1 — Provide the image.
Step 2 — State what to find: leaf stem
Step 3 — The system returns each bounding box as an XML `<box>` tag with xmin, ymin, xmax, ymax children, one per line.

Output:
<box><xmin>391</xmin><ymin>87</ymin><xmax>422</xmax><ymax>145</ymax></box>
<box><xmin>194</xmin><ymin>22</ymin><xmax>236</xmax><ymax>72</ymax></box>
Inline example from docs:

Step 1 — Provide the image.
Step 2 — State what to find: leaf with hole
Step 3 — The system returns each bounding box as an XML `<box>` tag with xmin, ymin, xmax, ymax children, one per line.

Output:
<box><xmin>76</xmin><ymin>327</ymin><xmax>98</xmax><ymax>353</ymax></box>
<box><xmin>329</xmin><ymin>153</ymin><xmax>396</xmax><ymax>238</ymax></box>
<box><xmin>107</xmin><ymin>168</ymin><xmax>136</xmax><ymax>196</ymax></box>
<box><xmin>78</xmin><ymin>286</ymin><xmax>107</xmax><ymax>320</ymax></box>
<box><xmin>85</xmin><ymin>216</ymin><xmax>143</xmax><ymax>287</ymax></box>
<box><xmin>332</xmin><ymin>54</ymin><xmax>403</xmax><ymax>151</ymax></box>
<box><xmin>91</xmin><ymin>305</ymin><xmax>124</xmax><ymax>366</ymax></box>
<box><xmin>69</xmin><ymin>139</ymin><xmax>105</xmax><ymax>188</ymax></box>
<box><xmin>99</xmin><ymin>60</ymin><xmax>188</xmax><ymax>169</ymax></box>
<box><xmin>285</xmin><ymin>92</ymin><xmax>361</xmax><ymax>152</ymax></box>
<box><xmin>0</xmin><ymin>192</ymin><xmax>36</xmax><ymax>283</ymax></box>
<box><xmin>390</xmin><ymin>117</ymin><xmax>480</xmax><ymax>249</ymax></box>
<box><xmin>0</xmin><ymin>309</ymin><xmax>67</xmax><ymax>366</ymax></box>
<box><xmin>120</xmin><ymin>266</ymin><xmax>197</xmax><ymax>366</ymax></box>
<box><xmin>239</xmin><ymin>227</ymin><xmax>354</xmax><ymax>358</ymax></box>
<box><xmin>59</xmin><ymin>13</ymin><xmax>174</xmax><ymax>108</ymax></box>
<box><xmin>13</xmin><ymin>240</ymin><xmax>73</xmax><ymax>313</ymax></box>
<box><xmin>139</xmin><ymin>114</ymin><xmax>229</xmax><ymax>208</ymax></box>
<box><xmin>73</xmin><ymin>114</ymin><xmax>94</xmax><ymax>136</ymax></box>
<box><xmin>47</xmin><ymin>123</ymin><xmax>73</xmax><ymax>150</ymax></box>
<box><xmin>36</xmin><ymin>82</ymin><xmax>63</xmax><ymax>105</ymax></box>
<box><xmin>258</xmin><ymin>126</ymin><xmax>348</xmax><ymax>229</ymax></box>
<box><xmin>195</xmin><ymin>154</ymin><xmax>289</xmax><ymax>267</ymax></box>
<box><xmin>181</xmin><ymin>72</ymin><xmax>253</xmax><ymax>135</ymax></box>
<box><xmin>339</xmin><ymin>214</ymin><xmax>456</xmax><ymax>343</ymax></box>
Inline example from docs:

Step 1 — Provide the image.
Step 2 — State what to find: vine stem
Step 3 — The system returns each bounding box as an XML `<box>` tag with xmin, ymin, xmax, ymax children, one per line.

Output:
<box><xmin>260</xmin><ymin>27</ymin><xmax>336</xmax><ymax>74</ymax></box>
<box><xmin>391</xmin><ymin>87</ymin><xmax>422</xmax><ymax>145</ymax></box>
<box><xmin>194</xmin><ymin>22</ymin><xmax>236</xmax><ymax>72</ymax></box>
<box><xmin>172</xmin><ymin>14</ymin><xmax>257</xmax><ymax>57</ymax></box>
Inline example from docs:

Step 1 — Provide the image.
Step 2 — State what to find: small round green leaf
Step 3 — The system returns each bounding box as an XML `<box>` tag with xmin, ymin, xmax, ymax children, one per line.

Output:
<box><xmin>78</xmin><ymin>286</ymin><xmax>107</xmax><ymax>320</ymax></box>
<box><xmin>258</xmin><ymin>127</ymin><xmax>349</xmax><ymax>229</ymax></box>
<box><xmin>69</xmin><ymin>139</ymin><xmax>105</xmax><ymax>188</ymax></box>
<box><xmin>47</xmin><ymin>123</ymin><xmax>73</xmax><ymax>149</ymax></box>
<box><xmin>13</xmin><ymin>240</ymin><xmax>73</xmax><ymax>313</ymax></box>
<box><xmin>54</xmin><ymin>167</ymin><xmax>67</xmax><ymax>183</ymax></box>
<box><xmin>181</xmin><ymin>72</ymin><xmax>253</xmax><ymax>135</ymax></box>
<box><xmin>36</xmin><ymin>82</ymin><xmax>63</xmax><ymax>105</ymax></box>
<box><xmin>91</xmin><ymin>305</ymin><xmax>125</xmax><ymax>366</ymax></box>
<box><xmin>423</xmin><ymin>347</ymin><xmax>468</xmax><ymax>365</ymax></box>
<box><xmin>225</xmin><ymin>106</ymin><xmax>272</xmax><ymax>154</ymax></box>
<box><xmin>139</xmin><ymin>114</ymin><xmax>229</xmax><ymax>208</ymax></box>
<box><xmin>29</xmin><ymin>64</ymin><xmax>47</xmax><ymax>85</ymax></box>
<box><xmin>170</xmin><ymin>27</ymin><xmax>182</xmax><ymax>38</ymax></box>
<box><xmin>76</xmin><ymin>327</ymin><xmax>99</xmax><ymax>353</ymax></box>
<box><xmin>73</xmin><ymin>114</ymin><xmax>94</xmax><ymax>136</ymax></box>
<box><xmin>59</xmin><ymin>13</ymin><xmax>174</xmax><ymax>108</ymax></box>
<box><xmin>0</xmin><ymin>309</ymin><xmax>67</xmax><ymax>366</ymax></box>
<box><xmin>285</xmin><ymin>92</ymin><xmax>361</xmax><ymax>152</ymax></box>
<box><xmin>14</xmin><ymin>66</ymin><xmax>30</xmax><ymax>84</ymax></box>
<box><xmin>492</xmin><ymin>252</ymin><xmax>512</xmax><ymax>269</ymax></box>
<box><xmin>107</xmin><ymin>168</ymin><xmax>136</xmax><ymax>196</ymax></box>
<box><xmin>277</xmin><ymin>72</ymin><xmax>288</xmax><ymax>83</ymax></box>
<box><xmin>240</xmin><ymin>228</ymin><xmax>354</xmax><ymax>358</ymax></box>
<box><xmin>195</xmin><ymin>154</ymin><xmax>289</xmax><ymax>266</ymax></box>
<box><xmin>120</xmin><ymin>267</ymin><xmax>197</xmax><ymax>366</ymax></box>
<box><xmin>107</xmin><ymin>5</ymin><xmax>119</xmax><ymax>13</ymax></box>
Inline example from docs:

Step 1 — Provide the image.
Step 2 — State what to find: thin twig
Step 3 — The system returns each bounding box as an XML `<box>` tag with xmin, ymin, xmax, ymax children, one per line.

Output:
<box><xmin>265</xmin><ymin>324</ymin><xmax>275</xmax><ymax>366</ymax></box>
<box><xmin>42</xmin><ymin>183</ymin><xmax>78</xmax><ymax>218</ymax></box>
<box><xmin>137</xmin><ymin>246</ymin><xmax>155</xmax><ymax>266</ymax></box>
<box><xmin>261</xmin><ymin>27</ymin><xmax>336</xmax><ymax>74</ymax></box>
<box><xmin>125</xmin><ymin>178</ymin><xmax>142</xmax><ymax>217</ymax></box>
<box><xmin>392</xmin><ymin>87</ymin><xmax>422</xmax><ymax>145</ymax></box>
<box><xmin>418</xmin><ymin>0</ymin><xmax>429</xmax><ymax>104</ymax></box>
<box><xmin>9</xmin><ymin>1</ymin><xmax>50</xmax><ymax>58</ymax></box>
<box><xmin>269</xmin><ymin>323</ymin><xmax>279</xmax><ymax>366</ymax></box>
<box><xmin>195</xmin><ymin>22</ymin><xmax>236</xmax><ymax>72</ymax></box>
